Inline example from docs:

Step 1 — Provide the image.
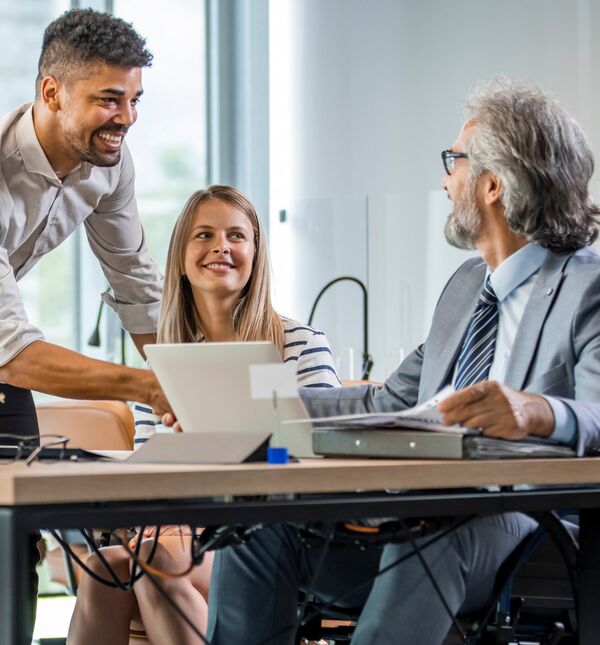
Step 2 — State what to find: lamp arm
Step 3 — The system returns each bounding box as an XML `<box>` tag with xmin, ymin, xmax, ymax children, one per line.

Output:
<box><xmin>87</xmin><ymin>299</ymin><xmax>104</xmax><ymax>347</ymax></box>
<box><xmin>307</xmin><ymin>276</ymin><xmax>373</xmax><ymax>380</ymax></box>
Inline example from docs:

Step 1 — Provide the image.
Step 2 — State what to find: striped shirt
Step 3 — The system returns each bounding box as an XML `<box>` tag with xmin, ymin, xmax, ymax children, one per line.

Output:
<box><xmin>133</xmin><ymin>317</ymin><xmax>340</xmax><ymax>446</ymax></box>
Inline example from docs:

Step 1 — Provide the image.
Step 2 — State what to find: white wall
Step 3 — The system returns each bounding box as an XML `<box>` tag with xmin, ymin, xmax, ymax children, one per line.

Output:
<box><xmin>269</xmin><ymin>0</ymin><xmax>600</xmax><ymax>381</ymax></box>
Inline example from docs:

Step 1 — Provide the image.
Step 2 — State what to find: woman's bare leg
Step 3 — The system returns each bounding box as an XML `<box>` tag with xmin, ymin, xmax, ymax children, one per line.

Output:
<box><xmin>67</xmin><ymin>546</ymin><xmax>141</xmax><ymax>645</ymax></box>
<box><xmin>134</xmin><ymin>536</ymin><xmax>214</xmax><ymax>645</ymax></box>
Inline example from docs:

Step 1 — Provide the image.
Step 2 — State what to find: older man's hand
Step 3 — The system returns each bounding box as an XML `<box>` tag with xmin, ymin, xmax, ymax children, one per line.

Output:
<box><xmin>437</xmin><ymin>381</ymin><xmax>555</xmax><ymax>440</ymax></box>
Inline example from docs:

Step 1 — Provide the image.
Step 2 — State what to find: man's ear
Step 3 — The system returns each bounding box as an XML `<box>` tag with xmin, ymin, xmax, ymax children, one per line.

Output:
<box><xmin>482</xmin><ymin>172</ymin><xmax>503</xmax><ymax>206</ymax></box>
<box><xmin>40</xmin><ymin>76</ymin><xmax>61</xmax><ymax>112</ymax></box>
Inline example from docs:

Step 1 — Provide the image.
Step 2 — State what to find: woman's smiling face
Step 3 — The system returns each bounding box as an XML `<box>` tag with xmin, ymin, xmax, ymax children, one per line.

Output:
<box><xmin>183</xmin><ymin>198</ymin><xmax>255</xmax><ymax>301</ymax></box>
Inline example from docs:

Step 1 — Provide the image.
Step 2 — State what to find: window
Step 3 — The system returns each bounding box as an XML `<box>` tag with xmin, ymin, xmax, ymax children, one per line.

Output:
<box><xmin>114</xmin><ymin>0</ymin><xmax>207</xmax><ymax>270</ymax></box>
<box><xmin>93</xmin><ymin>0</ymin><xmax>208</xmax><ymax>367</ymax></box>
<box><xmin>0</xmin><ymin>1</ymin><xmax>208</xmax><ymax>372</ymax></box>
<box><xmin>0</xmin><ymin>2</ymin><xmax>74</xmax><ymax>354</ymax></box>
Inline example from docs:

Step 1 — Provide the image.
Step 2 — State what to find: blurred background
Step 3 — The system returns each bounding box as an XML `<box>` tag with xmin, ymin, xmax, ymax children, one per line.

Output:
<box><xmin>4</xmin><ymin>0</ymin><xmax>598</xmax><ymax>382</ymax></box>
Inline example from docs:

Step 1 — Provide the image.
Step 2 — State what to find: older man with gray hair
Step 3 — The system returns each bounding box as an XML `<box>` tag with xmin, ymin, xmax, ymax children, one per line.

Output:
<box><xmin>206</xmin><ymin>78</ymin><xmax>600</xmax><ymax>644</ymax></box>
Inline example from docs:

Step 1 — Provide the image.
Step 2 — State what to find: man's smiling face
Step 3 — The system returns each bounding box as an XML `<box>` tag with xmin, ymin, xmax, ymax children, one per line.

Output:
<box><xmin>55</xmin><ymin>64</ymin><xmax>143</xmax><ymax>167</ymax></box>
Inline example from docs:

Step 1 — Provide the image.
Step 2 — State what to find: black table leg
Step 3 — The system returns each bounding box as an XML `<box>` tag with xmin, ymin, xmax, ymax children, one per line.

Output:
<box><xmin>578</xmin><ymin>507</ymin><xmax>600</xmax><ymax>644</ymax></box>
<box><xmin>0</xmin><ymin>508</ymin><xmax>35</xmax><ymax>645</ymax></box>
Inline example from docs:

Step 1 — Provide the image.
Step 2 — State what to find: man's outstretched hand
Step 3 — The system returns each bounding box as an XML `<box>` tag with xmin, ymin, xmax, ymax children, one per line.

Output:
<box><xmin>161</xmin><ymin>412</ymin><xmax>182</xmax><ymax>432</ymax></box>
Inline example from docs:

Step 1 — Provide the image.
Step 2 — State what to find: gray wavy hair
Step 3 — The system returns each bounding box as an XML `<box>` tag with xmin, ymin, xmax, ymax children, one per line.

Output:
<box><xmin>465</xmin><ymin>77</ymin><xmax>599</xmax><ymax>251</ymax></box>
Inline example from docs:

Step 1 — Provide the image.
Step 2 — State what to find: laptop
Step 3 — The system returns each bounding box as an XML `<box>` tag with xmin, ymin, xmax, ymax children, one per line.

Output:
<box><xmin>143</xmin><ymin>342</ymin><xmax>317</xmax><ymax>458</ymax></box>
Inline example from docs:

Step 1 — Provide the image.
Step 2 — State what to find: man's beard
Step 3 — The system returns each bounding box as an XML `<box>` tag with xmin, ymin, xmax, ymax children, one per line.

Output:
<box><xmin>444</xmin><ymin>176</ymin><xmax>481</xmax><ymax>250</ymax></box>
<box><xmin>62</xmin><ymin>123</ymin><xmax>122</xmax><ymax>168</ymax></box>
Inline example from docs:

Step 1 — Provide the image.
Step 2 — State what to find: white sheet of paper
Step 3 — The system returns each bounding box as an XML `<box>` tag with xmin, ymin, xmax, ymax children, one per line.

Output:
<box><xmin>282</xmin><ymin>385</ymin><xmax>474</xmax><ymax>434</ymax></box>
<box><xmin>249</xmin><ymin>362</ymin><xmax>299</xmax><ymax>400</ymax></box>
<box><xmin>88</xmin><ymin>449</ymin><xmax>132</xmax><ymax>460</ymax></box>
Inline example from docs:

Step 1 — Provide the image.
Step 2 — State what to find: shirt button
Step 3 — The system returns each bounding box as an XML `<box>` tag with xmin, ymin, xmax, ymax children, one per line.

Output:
<box><xmin>545</xmin><ymin>287</ymin><xmax>553</xmax><ymax>296</ymax></box>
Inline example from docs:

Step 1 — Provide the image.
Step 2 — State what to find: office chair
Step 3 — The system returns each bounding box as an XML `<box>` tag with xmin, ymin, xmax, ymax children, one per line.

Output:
<box><xmin>453</xmin><ymin>512</ymin><xmax>578</xmax><ymax>644</ymax></box>
<box><xmin>37</xmin><ymin>400</ymin><xmax>153</xmax><ymax>644</ymax></box>
<box><xmin>38</xmin><ymin>400</ymin><xmax>135</xmax><ymax>592</ymax></box>
<box><xmin>297</xmin><ymin>512</ymin><xmax>579</xmax><ymax>645</ymax></box>
<box><xmin>36</xmin><ymin>399</ymin><xmax>135</xmax><ymax>451</ymax></box>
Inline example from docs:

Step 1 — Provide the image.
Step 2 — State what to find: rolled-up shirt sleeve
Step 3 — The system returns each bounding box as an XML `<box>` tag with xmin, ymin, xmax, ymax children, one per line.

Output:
<box><xmin>0</xmin><ymin>246</ymin><xmax>44</xmax><ymax>366</ymax></box>
<box><xmin>84</xmin><ymin>145</ymin><xmax>163</xmax><ymax>334</ymax></box>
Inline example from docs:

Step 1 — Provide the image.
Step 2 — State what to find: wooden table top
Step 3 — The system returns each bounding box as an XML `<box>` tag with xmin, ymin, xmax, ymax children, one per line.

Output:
<box><xmin>0</xmin><ymin>456</ymin><xmax>599</xmax><ymax>506</ymax></box>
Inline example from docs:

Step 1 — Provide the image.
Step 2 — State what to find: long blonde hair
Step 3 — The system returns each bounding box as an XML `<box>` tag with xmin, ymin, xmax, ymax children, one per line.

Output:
<box><xmin>157</xmin><ymin>185</ymin><xmax>284</xmax><ymax>353</ymax></box>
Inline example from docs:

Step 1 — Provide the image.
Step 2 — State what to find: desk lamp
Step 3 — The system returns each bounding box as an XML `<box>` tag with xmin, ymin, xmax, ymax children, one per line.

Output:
<box><xmin>307</xmin><ymin>276</ymin><xmax>373</xmax><ymax>380</ymax></box>
<box><xmin>88</xmin><ymin>297</ymin><xmax>126</xmax><ymax>365</ymax></box>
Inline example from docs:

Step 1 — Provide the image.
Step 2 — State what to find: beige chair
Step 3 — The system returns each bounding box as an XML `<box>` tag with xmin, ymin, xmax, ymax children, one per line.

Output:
<box><xmin>38</xmin><ymin>400</ymin><xmax>149</xmax><ymax>643</ymax></box>
<box><xmin>36</xmin><ymin>399</ymin><xmax>135</xmax><ymax>451</ymax></box>
<box><xmin>340</xmin><ymin>379</ymin><xmax>380</xmax><ymax>387</ymax></box>
<box><xmin>39</xmin><ymin>400</ymin><xmax>134</xmax><ymax>590</ymax></box>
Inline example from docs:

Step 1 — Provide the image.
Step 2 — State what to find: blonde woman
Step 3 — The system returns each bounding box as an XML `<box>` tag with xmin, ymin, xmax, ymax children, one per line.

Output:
<box><xmin>67</xmin><ymin>185</ymin><xmax>340</xmax><ymax>645</ymax></box>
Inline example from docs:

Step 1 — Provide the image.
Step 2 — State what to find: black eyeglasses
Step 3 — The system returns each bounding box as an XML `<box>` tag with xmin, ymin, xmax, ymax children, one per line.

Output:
<box><xmin>0</xmin><ymin>433</ymin><xmax>70</xmax><ymax>466</ymax></box>
<box><xmin>442</xmin><ymin>149</ymin><xmax>469</xmax><ymax>175</ymax></box>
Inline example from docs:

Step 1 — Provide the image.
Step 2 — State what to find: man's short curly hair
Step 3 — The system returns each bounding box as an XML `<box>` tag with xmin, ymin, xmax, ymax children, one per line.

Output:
<box><xmin>36</xmin><ymin>8</ymin><xmax>153</xmax><ymax>93</ymax></box>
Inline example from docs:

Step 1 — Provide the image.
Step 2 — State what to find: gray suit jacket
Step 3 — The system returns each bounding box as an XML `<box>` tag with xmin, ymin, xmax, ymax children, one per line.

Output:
<box><xmin>301</xmin><ymin>247</ymin><xmax>600</xmax><ymax>455</ymax></box>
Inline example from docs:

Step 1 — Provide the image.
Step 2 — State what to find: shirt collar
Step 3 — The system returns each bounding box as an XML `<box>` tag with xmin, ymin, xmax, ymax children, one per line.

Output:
<box><xmin>489</xmin><ymin>243</ymin><xmax>548</xmax><ymax>302</ymax></box>
<box><xmin>15</xmin><ymin>104</ymin><xmax>93</xmax><ymax>185</ymax></box>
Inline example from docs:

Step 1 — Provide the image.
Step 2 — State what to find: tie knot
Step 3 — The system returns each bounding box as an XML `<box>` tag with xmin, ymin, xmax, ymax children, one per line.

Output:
<box><xmin>479</xmin><ymin>276</ymin><xmax>497</xmax><ymax>307</ymax></box>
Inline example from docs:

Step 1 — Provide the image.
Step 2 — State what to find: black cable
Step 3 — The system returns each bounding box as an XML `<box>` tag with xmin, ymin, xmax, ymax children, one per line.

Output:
<box><xmin>300</xmin><ymin>516</ymin><xmax>473</xmax><ymax>626</ymax></box>
<box><xmin>112</xmin><ymin>531</ymin><xmax>211</xmax><ymax>645</ymax></box>
<box><xmin>54</xmin><ymin>525</ymin><xmax>210</xmax><ymax>643</ymax></box>
<box><xmin>79</xmin><ymin>528</ymin><xmax>135</xmax><ymax>591</ymax></box>
<box><xmin>398</xmin><ymin>518</ymin><xmax>467</xmax><ymax>642</ymax></box>
<box><xmin>532</xmin><ymin>511</ymin><xmax>580</xmax><ymax>630</ymax></box>
<box><xmin>130</xmin><ymin>525</ymin><xmax>144</xmax><ymax>582</ymax></box>
<box><xmin>57</xmin><ymin>516</ymin><xmax>473</xmax><ymax>644</ymax></box>
<box><xmin>49</xmin><ymin>526</ymin><xmax>159</xmax><ymax>589</ymax></box>
<box><xmin>126</xmin><ymin>526</ymin><xmax>156</xmax><ymax>586</ymax></box>
<box><xmin>263</xmin><ymin>516</ymin><xmax>474</xmax><ymax>645</ymax></box>
<box><xmin>49</xmin><ymin>530</ymin><xmax>131</xmax><ymax>589</ymax></box>
<box><xmin>294</xmin><ymin>524</ymin><xmax>336</xmax><ymax>637</ymax></box>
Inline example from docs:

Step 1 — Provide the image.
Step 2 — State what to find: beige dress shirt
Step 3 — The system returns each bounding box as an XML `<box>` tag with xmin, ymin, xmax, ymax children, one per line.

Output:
<box><xmin>0</xmin><ymin>103</ymin><xmax>163</xmax><ymax>365</ymax></box>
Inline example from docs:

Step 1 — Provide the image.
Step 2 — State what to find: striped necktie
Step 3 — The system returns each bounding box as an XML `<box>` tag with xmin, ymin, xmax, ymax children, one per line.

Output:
<box><xmin>453</xmin><ymin>276</ymin><xmax>499</xmax><ymax>390</ymax></box>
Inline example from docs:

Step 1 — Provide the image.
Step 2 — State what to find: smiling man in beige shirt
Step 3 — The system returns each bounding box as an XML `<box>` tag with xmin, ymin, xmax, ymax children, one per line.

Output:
<box><xmin>0</xmin><ymin>10</ymin><xmax>173</xmax><ymax>637</ymax></box>
<box><xmin>0</xmin><ymin>8</ymin><xmax>171</xmax><ymax>441</ymax></box>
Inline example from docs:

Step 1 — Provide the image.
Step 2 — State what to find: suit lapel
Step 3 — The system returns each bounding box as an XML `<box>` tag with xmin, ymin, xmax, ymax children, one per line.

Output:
<box><xmin>502</xmin><ymin>251</ymin><xmax>570</xmax><ymax>390</ymax></box>
<box><xmin>420</xmin><ymin>260</ymin><xmax>485</xmax><ymax>400</ymax></box>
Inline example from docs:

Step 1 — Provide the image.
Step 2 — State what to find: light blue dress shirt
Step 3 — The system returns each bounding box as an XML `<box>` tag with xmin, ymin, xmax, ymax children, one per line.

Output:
<box><xmin>487</xmin><ymin>243</ymin><xmax>576</xmax><ymax>445</ymax></box>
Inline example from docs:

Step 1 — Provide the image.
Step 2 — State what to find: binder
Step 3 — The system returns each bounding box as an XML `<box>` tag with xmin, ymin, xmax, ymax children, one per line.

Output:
<box><xmin>312</xmin><ymin>427</ymin><xmax>576</xmax><ymax>460</ymax></box>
